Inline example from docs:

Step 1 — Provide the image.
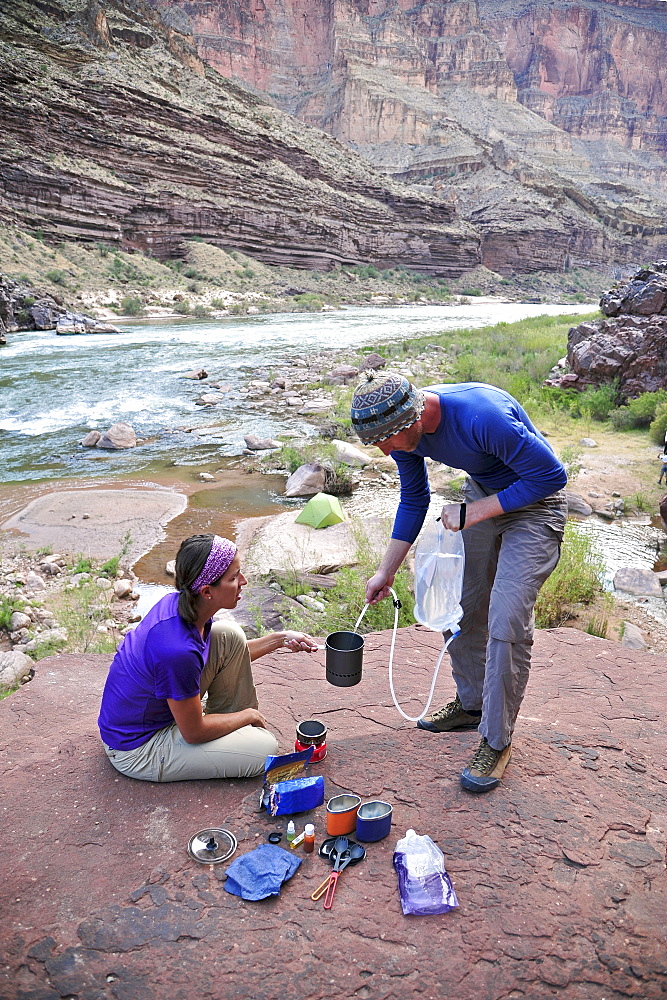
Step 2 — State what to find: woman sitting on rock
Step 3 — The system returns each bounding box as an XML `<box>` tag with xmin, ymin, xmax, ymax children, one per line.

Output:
<box><xmin>98</xmin><ymin>533</ymin><xmax>317</xmax><ymax>782</ymax></box>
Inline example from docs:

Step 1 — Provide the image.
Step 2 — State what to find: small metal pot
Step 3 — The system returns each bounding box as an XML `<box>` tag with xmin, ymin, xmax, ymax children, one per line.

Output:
<box><xmin>295</xmin><ymin>719</ymin><xmax>328</xmax><ymax>762</ymax></box>
<box><xmin>355</xmin><ymin>800</ymin><xmax>393</xmax><ymax>842</ymax></box>
<box><xmin>325</xmin><ymin>630</ymin><xmax>364</xmax><ymax>687</ymax></box>
<box><xmin>326</xmin><ymin>793</ymin><xmax>361</xmax><ymax>836</ymax></box>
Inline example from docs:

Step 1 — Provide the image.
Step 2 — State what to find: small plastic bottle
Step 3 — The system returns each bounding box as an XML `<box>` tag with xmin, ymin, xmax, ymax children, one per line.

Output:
<box><xmin>286</xmin><ymin>820</ymin><xmax>296</xmax><ymax>845</ymax></box>
<box><xmin>303</xmin><ymin>823</ymin><xmax>315</xmax><ymax>853</ymax></box>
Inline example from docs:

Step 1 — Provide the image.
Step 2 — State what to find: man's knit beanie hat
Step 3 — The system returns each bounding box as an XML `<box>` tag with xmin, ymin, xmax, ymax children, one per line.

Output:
<box><xmin>350</xmin><ymin>371</ymin><xmax>425</xmax><ymax>445</ymax></box>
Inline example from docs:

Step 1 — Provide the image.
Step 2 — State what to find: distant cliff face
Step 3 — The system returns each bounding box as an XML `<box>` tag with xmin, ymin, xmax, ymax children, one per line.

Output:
<box><xmin>157</xmin><ymin>0</ymin><xmax>667</xmax><ymax>273</ymax></box>
<box><xmin>480</xmin><ymin>0</ymin><xmax>667</xmax><ymax>156</ymax></box>
<box><xmin>0</xmin><ymin>0</ymin><xmax>479</xmax><ymax>275</ymax></box>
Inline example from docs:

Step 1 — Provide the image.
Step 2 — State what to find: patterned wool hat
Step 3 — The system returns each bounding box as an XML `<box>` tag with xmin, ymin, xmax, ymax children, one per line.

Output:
<box><xmin>350</xmin><ymin>371</ymin><xmax>425</xmax><ymax>445</ymax></box>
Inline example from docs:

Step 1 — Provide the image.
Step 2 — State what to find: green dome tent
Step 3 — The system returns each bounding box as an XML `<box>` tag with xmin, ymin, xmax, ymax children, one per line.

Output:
<box><xmin>294</xmin><ymin>492</ymin><xmax>345</xmax><ymax>529</ymax></box>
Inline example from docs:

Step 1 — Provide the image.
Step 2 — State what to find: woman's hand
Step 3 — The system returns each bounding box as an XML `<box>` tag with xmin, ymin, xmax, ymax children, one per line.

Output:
<box><xmin>282</xmin><ymin>630</ymin><xmax>319</xmax><ymax>652</ymax></box>
<box><xmin>244</xmin><ymin>708</ymin><xmax>268</xmax><ymax>729</ymax></box>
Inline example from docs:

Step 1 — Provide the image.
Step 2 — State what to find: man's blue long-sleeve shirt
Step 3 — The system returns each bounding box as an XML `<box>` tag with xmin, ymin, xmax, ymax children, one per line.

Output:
<box><xmin>391</xmin><ymin>383</ymin><xmax>567</xmax><ymax>544</ymax></box>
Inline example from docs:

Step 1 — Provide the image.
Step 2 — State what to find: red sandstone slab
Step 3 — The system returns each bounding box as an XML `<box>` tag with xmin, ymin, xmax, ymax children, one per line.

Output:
<box><xmin>1</xmin><ymin>626</ymin><xmax>666</xmax><ymax>1000</ymax></box>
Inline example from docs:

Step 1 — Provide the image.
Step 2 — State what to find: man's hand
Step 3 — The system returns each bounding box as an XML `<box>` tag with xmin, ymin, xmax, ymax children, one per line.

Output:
<box><xmin>365</xmin><ymin>571</ymin><xmax>394</xmax><ymax>604</ymax></box>
<box><xmin>440</xmin><ymin>503</ymin><xmax>464</xmax><ymax>531</ymax></box>
<box><xmin>440</xmin><ymin>494</ymin><xmax>505</xmax><ymax>530</ymax></box>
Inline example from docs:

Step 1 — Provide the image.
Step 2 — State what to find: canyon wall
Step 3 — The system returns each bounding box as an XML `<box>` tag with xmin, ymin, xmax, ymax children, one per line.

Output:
<box><xmin>480</xmin><ymin>0</ymin><xmax>667</xmax><ymax>156</ymax></box>
<box><xmin>0</xmin><ymin>0</ymin><xmax>480</xmax><ymax>275</ymax></box>
<box><xmin>156</xmin><ymin>0</ymin><xmax>667</xmax><ymax>273</ymax></box>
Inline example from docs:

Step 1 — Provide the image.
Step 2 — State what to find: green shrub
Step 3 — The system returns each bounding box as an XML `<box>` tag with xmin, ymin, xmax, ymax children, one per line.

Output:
<box><xmin>121</xmin><ymin>296</ymin><xmax>144</xmax><ymax>316</ymax></box>
<box><xmin>459</xmin><ymin>287</ymin><xmax>482</xmax><ymax>296</ymax></box>
<box><xmin>173</xmin><ymin>300</ymin><xmax>192</xmax><ymax>315</ymax></box>
<box><xmin>650</xmin><ymin>403</ymin><xmax>667</xmax><ymax>445</ymax></box>
<box><xmin>577</xmin><ymin>383</ymin><xmax>618</xmax><ymax>421</ymax></box>
<box><xmin>611</xmin><ymin>391</ymin><xmax>667</xmax><ymax>431</ymax></box>
<box><xmin>45</xmin><ymin>269</ymin><xmax>67</xmax><ymax>286</ymax></box>
<box><xmin>535</xmin><ymin>523</ymin><xmax>605</xmax><ymax>628</ymax></box>
<box><xmin>0</xmin><ymin>595</ymin><xmax>24</xmax><ymax>631</ymax></box>
<box><xmin>100</xmin><ymin>555</ymin><xmax>120</xmax><ymax>578</ymax></box>
<box><xmin>71</xmin><ymin>556</ymin><xmax>93</xmax><ymax>575</ymax></box>
<box><xmin>559</xmin><ymin>444</ymin><xmax>582</xmax><ymax>482</ymax></box>
<box><xmin>193</xmin><ymin>304</ymin><xmax>211</xmax><ymax>318</ymax></box>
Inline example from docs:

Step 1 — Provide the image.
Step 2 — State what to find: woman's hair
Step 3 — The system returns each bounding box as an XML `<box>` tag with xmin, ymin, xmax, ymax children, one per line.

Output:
<box><xmin>175</xmin><ymin>534</ymin><xmax>221</xmax><ymax>624</ymax></box>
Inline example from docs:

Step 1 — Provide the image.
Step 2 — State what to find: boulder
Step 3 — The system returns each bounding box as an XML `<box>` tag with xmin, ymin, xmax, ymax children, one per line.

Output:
<box><xmin>296</xmin><ymin>594</ymin><xmax>325</xmax><ymax>612</ymax></box>
<box><xmin>236</xmin><ymin>509</ymin><xmax>391</xmax><ymax>578</ymax></box>
<box><xmin>331</xmin><ymin>439</ymin><xmax>370</xmax><ymax>467</ymax></box>
<box><xmin>96</xmin><ymin>422</ymin><xmax>137</xmax><ymax>450</ymax></box>
<box><xmin>0</xmin><ymin>650</ymin><xmax>34</xmax><ymax>692</ymax></box>
<box><xmin>81</xmin><ymin>430</ymin><xmax>101</xmax><ymax>447</ymax></box>
<box><xmin>566</xmin><ymin>492</ymin><xmax>593</xmax><ymax>516</ymax></box>
<box><xmin>244</xmin><ymin>434</ymin><xmax>281</xmax><ymax>450</ymax></box>
<box><xmin>165</xmin><ymin>560</ymin><xmax>176</xmax><ymax>577</ymax></box>
<box><xmin>199</xmin><ymin>473</ymin><xmax>215</xmax><ymax>481</ymax></box>
<box><xmin>600</xmin><ymin>263</ymin><xmax>667</xmax><ymax>317</ymax></box>
<box><xmin>195</xmin><ymin>394</ymin><xmax>222</xmax><ymax>406</ymax></box>
<box><xmin>621</xmin><ymin>622</ymin><xmax>647</xmax><ymax>651</ymax></box>
<box><xmin>25</xmin><ymin>571</ymin><xmax>46</xmax><ymax>591</ymax></box>
<box><xmin>213</xmin><ymin>585</ymin><xmax>311</xmax><ymax>637</ymax></box>
<box><xmin>580</xmin><ymin>438</ymin><xmax>598</xmax><ymax>448</ymax></box>
<box><xmin>359</xmin><ymin>352</ymin><xmax>386</xmax><ymax>371</ymax></box>
<box><xmin>613</xmin><ymin>568</ymin><xmax>663</xmax><ymax>597</ymax></box>
<box><xmin>284</xmin><ymin>462</ymin><xmax>327</xmax><ymax>497</ymax></box>
<box><xmin>22</xmin><ymin>628</ymin><xmax>68</xmax><ymax>653</ymax></box>
<box><xmin>29</xmin><ymin>300</ymin><xmax>63</xmax><ymax>330</ymax></box>
<box><xmin>9</xmin><ymin>612</ymin><xmax>31</xmax><ymax>631</ymax></box>
<box><xmin>56</xmin><ymin>312</ymin><xmax>121</xmax><ymax>335</ymax></box>
<box><xmin>183</xmin><ymin>369</ymin><xmax>208</xmax><ymax>380</ymax></box>
<box><xmin>329</xmin><ymin>364</ymin><xmax>359</xmax><ymax>384</ymax></box>
<box><xmin>113</xmin><ymin>579</ymin><xmax>133</xmax><ymax>599</ymax></box>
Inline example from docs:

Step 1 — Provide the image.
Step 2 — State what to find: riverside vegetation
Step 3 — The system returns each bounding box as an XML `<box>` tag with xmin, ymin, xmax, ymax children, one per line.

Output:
<box><xmin>255</xmin><ymin>311</ymin><xmax>667</xmax><ymax>640</ymax></box>
<box><xmin>0</xmin><ymin>223</ymin><xmax>607</xmax><ymax>324</ymax></box>
<box><xmin>3</xmin><ymin>310</ymin><xmax>667</xmax><ymax>679</ymax></box>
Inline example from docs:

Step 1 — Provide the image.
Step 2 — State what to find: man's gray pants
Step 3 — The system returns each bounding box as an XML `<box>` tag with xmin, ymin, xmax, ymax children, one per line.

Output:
<box><xmin>447</xmin><ymin>479</ymin><xmax>567</xmax><ymax>751</ymax></box>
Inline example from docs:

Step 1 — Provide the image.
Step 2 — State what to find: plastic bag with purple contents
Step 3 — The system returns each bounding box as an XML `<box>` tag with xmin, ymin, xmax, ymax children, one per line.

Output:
<box><xmin>393</xmin><ymin>829</ymin><xmax>459</xmax><ymax>916</ymax></box>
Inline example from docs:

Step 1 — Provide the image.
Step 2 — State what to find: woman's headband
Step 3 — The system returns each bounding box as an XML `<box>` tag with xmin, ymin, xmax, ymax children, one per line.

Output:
<box><xmin>190</xmin><ymin>536</ymin><xmax>237</xmax><ymax>593</ymax></box>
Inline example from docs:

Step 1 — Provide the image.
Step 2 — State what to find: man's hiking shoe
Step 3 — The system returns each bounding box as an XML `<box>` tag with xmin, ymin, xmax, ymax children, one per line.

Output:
<box><xmin>460</xmin><ymin>738</ymin><xmax>512</xmax><ymax>793</ymax></box>
<box><xmin>417</xmin><ymin>695</ymin><xmax>481</xmax><ymax>733</ymax></box>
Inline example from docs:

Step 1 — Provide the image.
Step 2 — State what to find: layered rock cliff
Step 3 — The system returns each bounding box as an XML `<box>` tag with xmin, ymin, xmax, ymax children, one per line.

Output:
<box><xmin>0</xmin><ymin>0</ymin><xmax>479</xmax><ymax>275</ymax></box>
<box><xmin>158</xmin><ymin>0</ymin><xmax>667</xmax><ymax>273</ymax></box>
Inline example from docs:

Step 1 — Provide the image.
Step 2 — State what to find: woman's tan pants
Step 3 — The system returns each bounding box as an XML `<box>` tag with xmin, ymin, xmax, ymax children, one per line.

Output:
<box><xmin>103</xmin><ymin>621</ymin><xmax>279</xmax><ymax>782</ymax></box>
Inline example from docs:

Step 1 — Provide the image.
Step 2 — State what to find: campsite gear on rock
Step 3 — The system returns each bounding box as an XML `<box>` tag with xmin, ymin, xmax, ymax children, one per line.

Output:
<box><xmin>312</xmin><ymin>836</ymin><xmax>346</xmax><ymax>901</ymax></box>
<box><xmin>268</xmin><ymin>831</ymin><xmax>283</xmax><ymax>844</ymax></box>
<box><xmin>223</xmin><ymin>844</ymin><xmax>302</xmax><ymax>901</ymax></box>
<box><xmin>393</xmin><ymin>829</ymin><xmax>459</xmax><ymax>916</ymax></box>
<box><xmin>355</xmin><ymin>800</ymin><xmax>393</xmax><ymax>842</ymax></box>
<box><xmin>261</xmin><ymin>748</ymin><xmax>325</xmax><ymax>816</ymax></box>
<box><xmin>318</xmin><ymin>837</ymin><xmax>365</xmax><ymax>864</ymax></box>
<box><xmin>326</xmin><ymin>793</ymin><xmax>362</xmax><ymax>835</ymax></box>
<box><xmin>332</xmin><ymin>519</ymin><xmax>464</xmax><ymax>720</ymax></box>
<box><xmin>414</xmin><ymin>518</ymin><xmax>465</xmax><ymax>634</ymax></box>
<box><xmin>295</xmin><ymin>492</ymin><xmax>345</xmax><ymax>529</ymax></box>
<box><xmin>290</xmin><ymin>830</ymin><xmax>306</xmax><ymax>850</ymax></box>
<box><xmin>311</xmin><ymin>841</ymin><xmax>365</xmax><ymax>902</ymax></box>
<box><xmin>286</xmin><ymin>820</ymin><xmax>296</xmax><ymax>844</ymax></box>
<box><xmin>294</xmin><ymin>719</ymin><xmax>328</xmax><ymax>761</ymax></box>
<box><xmin>187</xmin><ymin>827</ymin><xmax>237</xmax><ymax>864</ymax></box>
<box><xmin>325</xmin><ymin>630</ymin><xmax>365</xmax><ymax>687</ymax></box>
<box><xmin>304</xmin><ymin>824</ymin><xmax>316</xmax><ymax>853</ymax></box>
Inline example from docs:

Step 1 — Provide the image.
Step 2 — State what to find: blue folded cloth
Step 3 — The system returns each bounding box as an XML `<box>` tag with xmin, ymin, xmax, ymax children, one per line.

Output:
<box><xmin>223</xmin><ymin>844</ymin><xmax>302</xmax><ymax>901</ymax></box>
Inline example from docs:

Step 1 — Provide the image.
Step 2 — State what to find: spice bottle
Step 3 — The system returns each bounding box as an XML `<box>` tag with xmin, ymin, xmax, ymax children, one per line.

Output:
<box><xmin>303</xmin><ymin>823</ymin><xmax>315</xmax><ymax>853</ymax></box>
<box><xmin>286</xmin><ymin>820</ymin><xmax>296</xmax><ymax>845</ymax></box>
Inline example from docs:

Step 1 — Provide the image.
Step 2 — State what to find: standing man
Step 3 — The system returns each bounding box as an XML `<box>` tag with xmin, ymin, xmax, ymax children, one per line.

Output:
<box><xmin>351</xmin><ymin>373</ymin><xmax>567</xmax><ymax>793</ymax></box>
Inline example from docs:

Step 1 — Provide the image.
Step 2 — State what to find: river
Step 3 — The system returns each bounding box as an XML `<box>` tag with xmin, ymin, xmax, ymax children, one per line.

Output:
<box><xmin>1</xmin><ymin>301</ymin><xmax>593</xmax><ymax>488</ymax></box>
